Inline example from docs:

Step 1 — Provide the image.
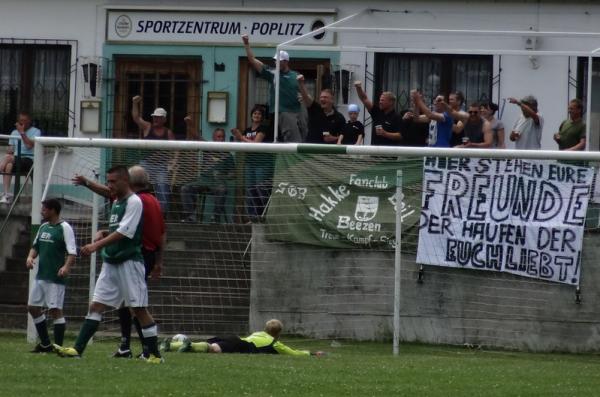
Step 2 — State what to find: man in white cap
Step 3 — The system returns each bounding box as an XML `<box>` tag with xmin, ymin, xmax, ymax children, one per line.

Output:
<box><xmin>131</xmin><ymin>96</ymin><xmax>175</xmax><ymax>214</ymax></box>
<box><xmin>242</xmin><ymin>34</ymin><xmax>303</xmax><ymax>143</ymax></box>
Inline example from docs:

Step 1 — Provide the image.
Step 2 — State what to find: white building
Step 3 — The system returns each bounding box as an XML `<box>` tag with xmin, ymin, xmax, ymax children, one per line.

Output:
<box><xmin>1</xmin><ymin>0</ymin><xmax>600</xmax><ymax>150</ymax></box>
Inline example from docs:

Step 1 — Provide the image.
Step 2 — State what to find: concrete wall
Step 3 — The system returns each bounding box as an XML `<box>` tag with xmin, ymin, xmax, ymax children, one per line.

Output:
<box><xmin>250</xmin><ymin>224</ymin><xmax>600</xmax><ymax>352</ymax></box>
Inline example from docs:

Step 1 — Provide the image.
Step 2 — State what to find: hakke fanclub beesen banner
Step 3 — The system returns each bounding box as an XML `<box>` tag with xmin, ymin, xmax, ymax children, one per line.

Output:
<box><xmin>417</xmin><ymin>157</ymin><xmax>594</xmax><ymax>286</ymax></box>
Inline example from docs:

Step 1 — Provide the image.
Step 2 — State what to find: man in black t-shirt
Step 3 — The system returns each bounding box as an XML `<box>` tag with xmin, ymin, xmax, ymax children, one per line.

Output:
<box><xmin>297</xmin><ymin>75</ymin><xmax>346</xmax><ymax>144</ymax></box>
<box><xmin>398</xmin><ymin>110</ymin><xmax>429</xmax><ymax>147</ymax></box>
<box><xmin>354</xmin><ymin>81</ymin><xmax>403</xmax><ymax>146</ymax></box>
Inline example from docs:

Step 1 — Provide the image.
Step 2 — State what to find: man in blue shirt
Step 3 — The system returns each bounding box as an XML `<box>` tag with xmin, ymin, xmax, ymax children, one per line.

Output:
<box><xmin>0</xmin><ymin>112</ymin><xmax>41</xmax><ymax>204</ymax></box>
<box><xmin>411</xmin><ymin>90</ymin><xmax>454</xmax><ymax>148</ymax></box>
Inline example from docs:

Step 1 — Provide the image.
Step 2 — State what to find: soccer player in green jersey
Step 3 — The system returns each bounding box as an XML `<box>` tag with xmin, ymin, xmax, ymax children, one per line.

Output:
<box><xmin>162</xmin><ymin>319</ymin><xmax>325</xmax><ymax>357</ymax></box>
<box><xmin>26</xmin><ymin>198</ymin><xmax>76</xmax><ymax>353</ymax></box>
<box><xmin>55</xmin><ymin>165</ymin><xmax>163</xmax><ymax>363</ymax></box>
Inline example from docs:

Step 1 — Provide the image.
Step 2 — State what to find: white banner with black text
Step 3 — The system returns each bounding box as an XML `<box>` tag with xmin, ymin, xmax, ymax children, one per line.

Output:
<box><xmin>417</xmin><ymin>157</ymin><xmax>594</xmax><ymax>286</ymax></box>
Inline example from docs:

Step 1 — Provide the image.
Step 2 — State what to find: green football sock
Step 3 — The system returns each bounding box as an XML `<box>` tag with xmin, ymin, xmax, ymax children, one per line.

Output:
<box><xmin>74</xmin><ymin>318</ymin><xmax>100</xmax><ymax>354</ymax></box>
<box><xmin>191</xmin><ymin>342</ymin><xmax>209</xmax><ymax>353</ymax></box>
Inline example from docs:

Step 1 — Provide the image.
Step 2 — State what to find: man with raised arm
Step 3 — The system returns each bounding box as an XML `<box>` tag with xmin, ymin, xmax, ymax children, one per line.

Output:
<box><xmin>131</xmin><ymin>95</ymin><xmax>176</xmax><ymax>213</ymax></box>
<box><xmin>242</xmin><ymin>34</ymin><xmax>303</xmax><ymax>143</ymax></box>
<box><xmin>71</xmin><ymin>165</ymin><xmax>165</xmax><ymax>359</ymax></box>
<box><xmin>354</xmin><ymin>81</ymin><xmax>403</xmax><ymax>146</ymax></box>
<box><xmin>508</xmin><ymin>95</ymin><xmax>544</xmax><ymax>150</ymax></box>
<box><xmin>297</xmin><ymin>74</ymin><xmax>346</xmax><ymax>144</ymax></box>
<box><xmin>411</xmin><ymin>90</ymin><xmax>454</xmax><ymax>148</ymax></box>
<box><xmin>57</xmin><ymin>165</ymin><xmax>163</xmax><ymax>363</ymax></box>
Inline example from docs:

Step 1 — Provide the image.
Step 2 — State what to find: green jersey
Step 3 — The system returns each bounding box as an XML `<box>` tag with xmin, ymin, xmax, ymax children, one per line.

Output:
<box><xmin>102</xmin><ymin>194</ymin><xmax>143</xmax><ymax>264</ymax></box>
<box><xmin>558</xmin><ymin>119</ymin><xmax>586</xmax><ymax>150</ymax></box>
<box><xmin>241</xmin><ymin>331</ymin><xmax>310</xmax><ymax>356</ymax></box>
<box><xmin>33</xmin><ymin>221</ymin><xmax>77</xmax><ymax>285</ymax></box>
<box><xmin>259</xmin><ymin>65</ymin><xmax>301</xmax><ymax>113</ymax></box>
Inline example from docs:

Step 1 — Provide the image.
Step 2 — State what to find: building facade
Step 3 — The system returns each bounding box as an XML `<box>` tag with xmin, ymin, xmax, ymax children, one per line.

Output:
<box><xmin>2</xmin><ymin>0</ymin><xmax>600</xmax><ymax>150</ymax></box>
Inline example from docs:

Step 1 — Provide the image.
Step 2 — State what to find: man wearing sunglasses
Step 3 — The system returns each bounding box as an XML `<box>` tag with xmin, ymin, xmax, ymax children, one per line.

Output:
<box><xmin>446</xmin><ymin>103</ymin><xmax>493</xmax><ymax>149</ymax></box>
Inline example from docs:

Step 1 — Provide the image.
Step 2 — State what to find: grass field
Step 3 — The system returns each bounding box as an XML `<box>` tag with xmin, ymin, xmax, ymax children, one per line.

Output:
<box><xmin>2</xmin><ymin>332</ymin><xmax>600</xmax><ymax>396</ymax></box>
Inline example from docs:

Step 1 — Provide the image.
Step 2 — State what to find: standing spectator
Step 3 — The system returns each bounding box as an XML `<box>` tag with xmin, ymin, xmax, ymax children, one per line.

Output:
<box><xmin>0</xmin><ymin>112</ymin><xmax>41</xmax><ymax>204</ymax></box>
<box><xmin>448</xmin><ymin>91</ymin><xmax>467</xmax><ymax>147</ymax></box>
<box><xmin>411</xmin><ymin>90</ymin><xmax>454</xmax><ymax>148</ymax></box>
<box><xmin>131</xmin><ymin>95</ymin><xmax>175</xmax><ymax>214</ymax></box>
<box><xmin>480</xmin><ymin>102</ymin><xmax>505</xmax><ymax>149</ymax></box>
<box><xmin>446</xmin><ymin>103</ymin><xmax>493</xmax><ymax>148</ymax></box>
<box><xmin>297</xmin><ymin>75</ymin><xmax>346</xmax><ymax>144</ymax></box>
<box><xmin>180</xmin><ymin>128</ymin><xmax>235</xmax><ymax>223</ymax></box>
<box><xmin>398</xmin><ymin>110</ymin><xmax>429</xmax><ymax>147</ymax></box>
<box><xmin>242</xmin><ymin>34</ymin><xmax>303</xmax><ymax>143</ymax></box>
<box><xmin>232</xmin><ymin>105</ymin><xmax>274</xmax><ymax>221</ymax></box>
<box><xmin>354</xmin><ymin>81</ymin><xmax>403</xmax><ymax>145</ymax></box>
<box><xmin>26</xmin><ymin>198</ymin><xmax>76</xmax><ymax>352</ymax></box>
<box><xmin>337</xmin><ymin>104</ymin><xmax>364</xmax><ymax>145</ymax></box>
<box><xmin>72</xmin><ymin>165</ymin><xmax>166</xmax><ymax>359</ymax></box>
<box><xmin>554</xmin><ymin>99</ymin><xmax>586</xmax><ymax>151</ymax></box>
<box><xmin>56</xmin><ymin>166</ymin><xmax>163</xmax><ymax>364</ymax></box>
<box><xmin>508</xmin><ymin>95</ymin><xmax>544</xmax><ymax>150</ymax></box>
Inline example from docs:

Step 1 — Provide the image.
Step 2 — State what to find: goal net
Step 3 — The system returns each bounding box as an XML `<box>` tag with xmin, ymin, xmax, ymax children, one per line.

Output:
<box><xmin>27</xmin><ymin>138</ymin><xmax>600</xmax><ymax>353</ymax></box>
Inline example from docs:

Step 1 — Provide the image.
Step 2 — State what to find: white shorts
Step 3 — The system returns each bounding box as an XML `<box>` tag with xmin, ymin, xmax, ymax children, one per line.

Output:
<box><xmin>28</xmin><ymin>280</ymin><xmax>65</xmax><ymax>309</ymax></box>
<box><xmin>92</xmin><ymin>260</ymin><xmax>148</xmax><ymax>308</ymax></box>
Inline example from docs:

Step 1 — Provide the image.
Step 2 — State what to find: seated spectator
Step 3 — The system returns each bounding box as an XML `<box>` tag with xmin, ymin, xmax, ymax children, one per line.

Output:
<box><xmin>180</xmin><ymin>128</ymin><xmax>235</xmax><ymax>223</ymax></box>
<box><xmin>554</xmin><ymin>99</ymin><xmax>586</xmax><ymax>151</ymax></box>
<box><xmin>411</xmin><ymin>90</ymin><xmax>454</xmax><ymax>148</ymax></box>
<box><xmin>480</xmin><ymin>102</ymin><xmax>505</xmax><ymax>149</ymax></box>
<box><xmin>508</xmin><ymin>95</ymin><xmax>543</xmax><ymax>150</ymax></box>
<box><xmin>337</xmin><ymin>104</ymin><xmax>364</xmax><ymax>145</ymax></box>
<box><xmin>297</xmin><ymin>75</ymin><xmax>345</xmax><ymax>144</ymax></box>
<box><xmin>161</xmin><ymin>319</ymin><xmax>325</xmax><ymax>357</ymax></box>
<box><xmin>0</xmin><ymin>111</ymin><xmax>41</xmax><ymax>204</ymax></box>
<box><xmin>232</xmin><ymin>105</ymin><xmax>274</xmax><ymax>221</ymax></box>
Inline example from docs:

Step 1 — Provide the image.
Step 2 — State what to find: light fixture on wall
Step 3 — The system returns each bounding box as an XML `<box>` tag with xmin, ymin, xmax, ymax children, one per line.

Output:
<box><xmin>81</xmin><ymin>62</ymin><xmax>100</xmax><ymax>97</ymax></box>
<box><xmin>524</xmin><ymin>36</ymin><xmax>540</xmax><ymax>70</ymax></box>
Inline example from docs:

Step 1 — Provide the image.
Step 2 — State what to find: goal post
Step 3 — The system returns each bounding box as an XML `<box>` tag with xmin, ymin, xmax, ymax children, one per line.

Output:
<box><xmin>28</xmin><ymin>137</ymin><xmax>600</xmax><ymax>352</ymax></box>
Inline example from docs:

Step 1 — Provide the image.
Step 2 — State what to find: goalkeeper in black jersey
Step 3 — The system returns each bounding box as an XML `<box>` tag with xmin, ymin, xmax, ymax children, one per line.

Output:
<box><xmin>162</xmin><ymin>319</ymin><xmax>325</xmax><ymax>357</ymax></box>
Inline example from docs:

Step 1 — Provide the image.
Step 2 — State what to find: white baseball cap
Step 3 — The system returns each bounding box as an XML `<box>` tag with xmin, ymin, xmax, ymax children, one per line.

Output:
<box><xmin>348</xmin><ymin>104</ymin><xmax>360</xmax><ymax>113</ymax></box>
<box><xmin>151</xmin><ymin>107</ymin><xmax>167</xmax><ymax>117</ymax></box>
<box><xmin>273</xmin><ymin>50</ymin><xmax>290</xmax><ymax>62</ymax></box>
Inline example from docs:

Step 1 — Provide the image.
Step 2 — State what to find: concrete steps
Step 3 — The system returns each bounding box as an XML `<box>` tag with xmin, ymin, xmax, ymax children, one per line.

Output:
<box><xmin>0</xmin><ymin>219</ymin><xmax>253</xmax><ymax>335</ymax></box>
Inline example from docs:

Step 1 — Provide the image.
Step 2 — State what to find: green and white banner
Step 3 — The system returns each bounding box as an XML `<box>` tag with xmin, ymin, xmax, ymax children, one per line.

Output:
<box><xmin>265</xmin><ymin>154</ymin><xmax>422</xmax><ymax>249</ymax></box>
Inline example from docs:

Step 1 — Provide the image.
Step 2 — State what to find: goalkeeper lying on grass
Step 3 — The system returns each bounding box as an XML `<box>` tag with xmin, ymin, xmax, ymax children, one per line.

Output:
<box><xmin>161</xmin><ymin>319</ymin><xmax>325</xmax><ymax>356</ymax></box>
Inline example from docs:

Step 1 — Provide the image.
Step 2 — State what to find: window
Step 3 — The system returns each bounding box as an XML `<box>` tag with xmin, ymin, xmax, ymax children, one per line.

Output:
<box><xmin>109</xmin><ymin>57</ymin><xmax>202</xmax><ymax>140</ymax></box>
<box><xmin>374</xmin><ymin>53</ymin><xmax>493</xmax><ymax>111</ymax></box>
<box><xmin>0</xmin><ymin>44</ymin><xmax>71</xmax><ymax>137</ymax></box>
